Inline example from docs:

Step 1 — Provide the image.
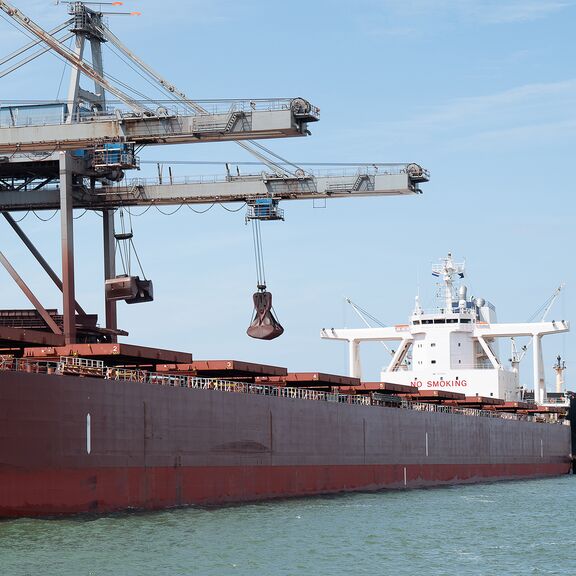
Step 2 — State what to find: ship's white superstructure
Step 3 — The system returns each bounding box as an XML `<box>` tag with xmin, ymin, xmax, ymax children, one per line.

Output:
<box><xmin>321</xmin><ymin>254</ymin><xmax>569</xmax><ymax>403</ymax></box>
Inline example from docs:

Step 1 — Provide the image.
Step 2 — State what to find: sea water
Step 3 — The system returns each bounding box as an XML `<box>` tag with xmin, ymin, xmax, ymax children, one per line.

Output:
<box><xmin>1</xmin><ymin>476</ymin><xmax>575</xmax><ymax>576</ymax></box>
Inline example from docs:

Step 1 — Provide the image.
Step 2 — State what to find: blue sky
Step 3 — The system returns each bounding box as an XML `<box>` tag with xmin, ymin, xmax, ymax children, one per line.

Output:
<box><xmin>0</xmin><ymin>0</ymin><xmax>574</xmax><ymax>387</ymax></box>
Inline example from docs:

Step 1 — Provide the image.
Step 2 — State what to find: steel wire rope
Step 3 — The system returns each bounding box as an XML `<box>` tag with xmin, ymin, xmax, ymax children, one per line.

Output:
<box><xmin>21</xmin><ymin>145</ymin><xmax>61</xmax><ymax>162</ymax></box>
<box><xmin>100</xmin><ymin>69</ymin><xmax>161</xmax><ymax>107</ymax></box>
<box><xmin>234</xmin><ymin>140</ymin><xmax>291</xmax><ymax>177</ymax></box>
<box><xmin>0</xmin><ymin>14</ymin><xmax>85</xmax><ymax>81</ymax></box>
<box><xmin>55</xmin><ymin>36</ymin><xmax>73</xmax><ymax>100</ymax></box>
<box><xmin>186</xmin><ymin>204</ymin><xmax>215</xmax><ymax>214</ymax></box>
<box><xmin>8</xmin><ymin>210</ymin><xmax>29</xmax><ymax>223</ymax></box>
<box><xmin>116</xmin><ymin>208</ymin><xmax>130</xmax><ymax>274</ymax></box>
<box><xmin>527</xmin><ymin>294</ymin><xmax>557</xmax><ymax>322</ymax></box>
<box><xmin>220</xmin><ymin>203</ymin><xmax>246</xmax><ymax>213</ymax></box>
<box><xmin>153</xmin><ymin>204</ymin><xmax>184</xmax><ymax>216</ymax></box>
<box><xmin>103</xmin><ymin>43</ymin><xmax>185</xmax><ymax>111</ymax></box>
<box><xmin>0</xmin><ymin>12</ymin><xmax>142</xmax><ymax>117</ymax></box>
<box><xmin>101</xmin><ymin>54</ymin><xmax>301</xmax><ymax>177</ymax></box>
<box><xmin>99</xmin><ymin>20</ymin><xmax>305</xmax><ymax>178</ymax></box>
<box><xmin>0</xmin><ymin>18</ymin><xmax>72</xmax><ymax>66</ymax></box>
<box><xmin>131</xmin><ymin>240</ymin><xmax>147</xmax><ymax>279</ymax></box>
<box><xmin>73</xmin><ymin>209</ymin><xmax>87</xmax><ymax>220</ymax></box>
<box><xmin>126</xmin><ymin>207</ymin><xmax>147</xmax><ymax>279</ymax></box>
<box><xmin>99</xmin><ymin>24</ymin><xmax>194</xmax><ymax>111</ymax></box>
<box><xmin>251</xmin><ymin>218</ymin><xmax>266</xmax><ymax>288</ymax></box>
<box><xmin>0</xmin><ymin>13</ymin><xmax>159</xmax><ymax>114</ymax></box>
<box><xmin>125</xmin><ymin>205</ymin><xmax>153</xmax><ymax>217</ymax></box>
<box><xmin>32</xmin><ymin>210</ymin><xmax>58</xmax><ymax>222</ymax></box>
<box><xmin>244</xmin><ymin>140</ymin><xmax>302</xmax><ymax>176</ymax></box>
<box><xmin>346</xmin><ymin>299</ymin><xmax>387</xmax><ymax>327</ymax></box>
<box><xmin>103</xmin><ymin>45</ymin><xmax>179</xmax><ymax>109</ymax></box>
<box><xmin>0</xmin><ymin>31</ymin><xmax>74</xmax><ymax>79</ymax></box>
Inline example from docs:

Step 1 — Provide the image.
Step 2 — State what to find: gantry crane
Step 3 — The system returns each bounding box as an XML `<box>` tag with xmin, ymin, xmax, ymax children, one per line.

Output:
<box><xmin>0</xmin><ymin>1</ymin><xmax>429</xmax><ymax>347</ymax></box>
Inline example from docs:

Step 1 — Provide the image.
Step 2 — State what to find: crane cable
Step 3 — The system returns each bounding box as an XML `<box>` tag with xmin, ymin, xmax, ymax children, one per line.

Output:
<box><xmin>99</xmin><ymin>20</ymin><xmax>305</xmax><ymax>178</ymax></box>
<box><xmin>527</xmin><ymin>285</ymin><xmax>564</xmax><ymax>322</ymax></box>
<box><xmin>116</xmin><ymin>208</ymin><xmax>148</xmax><ymax>280</ymax></box>
<box><xmin>251</xmin><ymin>218</ymin><xmax>266</xmax><ymax>290</ymax></box>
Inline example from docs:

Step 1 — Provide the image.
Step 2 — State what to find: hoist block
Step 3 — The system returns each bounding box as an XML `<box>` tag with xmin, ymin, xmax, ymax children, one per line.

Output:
<box><xmin>247</xmin><ymin>290</ymin><xmax>284</xmax><ymax>340</ymax></box>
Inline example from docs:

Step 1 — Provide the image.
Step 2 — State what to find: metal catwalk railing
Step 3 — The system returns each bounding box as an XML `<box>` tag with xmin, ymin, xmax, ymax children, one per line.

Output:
<box><xmin>0</xmin><ymin>98</ymin><xmax>318</xmax><ymax>129</ymax></box>
<box><xmin>0</xmin><ymin>355</ymin><xmax>564</xmax><ymax>425</ymax></box>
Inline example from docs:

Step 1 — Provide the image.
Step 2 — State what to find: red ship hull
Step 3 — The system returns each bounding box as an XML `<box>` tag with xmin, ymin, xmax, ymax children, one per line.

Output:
<box><xmin>0</xmin><ymin>371</ymin><xmax>572</xmax><ymax>517</ymax></box>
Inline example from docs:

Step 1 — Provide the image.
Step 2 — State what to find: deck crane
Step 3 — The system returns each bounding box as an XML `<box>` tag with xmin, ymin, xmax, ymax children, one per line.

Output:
<box><xmin>345</xmin><ymin>298</ymin><xmax>399</xmax><ymax>360</ymax></box>
<box><xmin>510</xmin><ymin>284</ymin><xmax>564</xmax><ymax>401</ymax></box>
<box><xmin>0</xmin><ymin>1</ymin><xmax>429</xmax><ymax>347</ymax></box>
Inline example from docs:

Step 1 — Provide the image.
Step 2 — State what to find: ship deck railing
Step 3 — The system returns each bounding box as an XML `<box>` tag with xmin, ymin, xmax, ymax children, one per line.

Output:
<box><xmin>0</xmin><ymin>356</ymin><xmax>564</xmax><ymax>426</ymax></box>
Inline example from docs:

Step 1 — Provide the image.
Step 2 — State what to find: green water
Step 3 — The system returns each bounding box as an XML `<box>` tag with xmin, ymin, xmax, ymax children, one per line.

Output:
<box><xmin>1</xmin><ymin>476</ymin><xmax>575</xmax><ymax>576</ymax></box>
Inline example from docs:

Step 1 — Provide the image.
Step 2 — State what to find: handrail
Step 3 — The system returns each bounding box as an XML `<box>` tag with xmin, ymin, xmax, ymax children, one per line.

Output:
<box><xmin>0</xmin><ymin>356</ymin><xmax>563</xmax><ymax>425</ymax></box>
<box><xmin>0</xmin><ymin>98</ymin><xmax>313</xmax><ymax>129</ymax></box>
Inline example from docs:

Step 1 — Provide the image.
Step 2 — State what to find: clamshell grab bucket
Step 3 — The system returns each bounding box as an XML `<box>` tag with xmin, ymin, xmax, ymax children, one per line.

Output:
<box><xmin>247</xmin><ymin>289</ymin><xmax>284</xmax><ymax>340</ymax></box>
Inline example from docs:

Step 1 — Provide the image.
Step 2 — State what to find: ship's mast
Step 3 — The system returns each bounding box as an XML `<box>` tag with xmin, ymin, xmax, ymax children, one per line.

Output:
<box><xmin>432</xmin><ymin>252</ymin><xmax>465</xmax><ymax>313</ymax></box>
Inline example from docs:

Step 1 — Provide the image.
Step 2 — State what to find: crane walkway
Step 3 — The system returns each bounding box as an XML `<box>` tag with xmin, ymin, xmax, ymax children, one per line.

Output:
<box><xmin>0</xmin><ymin>99</ymin><xmax>318</xmax><ymax>154</ymax></box>
<box><xmin>0</xmin><ymin>165</ymin><xmax>428</xmax><ymax>210</ymax></box>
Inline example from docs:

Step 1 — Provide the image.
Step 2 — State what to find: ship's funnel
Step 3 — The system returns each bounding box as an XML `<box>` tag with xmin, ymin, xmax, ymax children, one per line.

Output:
<box><xmin>247</xmin><ymin>288</ymin><xmax>284</xmax><ymax>340</ymax></box>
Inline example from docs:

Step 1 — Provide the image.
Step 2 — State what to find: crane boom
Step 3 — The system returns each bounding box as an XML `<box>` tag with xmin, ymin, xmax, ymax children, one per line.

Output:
<box><xmin>0</xmin><ymin>163</ymin><xmax>428</xmax><ymax>211</ymax></box>
<box><xmin>0</xmin><ymin>102</ymin><xmax>316</xmax><ymax>153</ymax></box>
<box><xmin>511</xmin><ymin>284</ymin><xmax>565</xmax><ymax>364</ymax></box>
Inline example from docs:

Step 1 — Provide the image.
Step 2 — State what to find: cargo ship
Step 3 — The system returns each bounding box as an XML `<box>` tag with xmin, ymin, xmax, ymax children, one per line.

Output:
<box><xmin>0</xmin><ymin>254</ymin><xmax>572</xmax><ymax>517</ymax></box>
<box><xmin>0</xmin><ymin>3</ymin><xmax>573</xmax><ymax>517</ymax></box>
